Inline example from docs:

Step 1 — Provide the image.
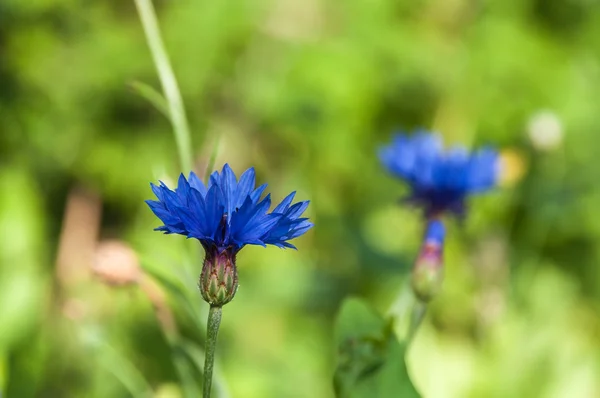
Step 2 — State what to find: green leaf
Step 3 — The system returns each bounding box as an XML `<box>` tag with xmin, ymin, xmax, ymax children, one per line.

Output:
<box><xmin>128</xmin><ymin>80</ymin><xmax>170</xmax><ymax>119</ymax></box>
<box><xmin>333</xmin><ymin>297</ymin><xmax>420</xmax><ymax>398</ymax></box>
<box><xmin>170</xmin><ymin>342</ymin><xmax>201</xmax><ymax>398</ymax></box>
<box><xmin>94</xmin><ymin>342</ymin><xmax>154</xmax><ymax>398</ymax></box>
<box><xmin>204</xmin><ymin>136</ymin><xmax>220</xmax><ymax>183</ymax></box>
<box><xmin>140</xmin><ymin>260</ymin><xmax>206</xmax><ymax>333</ymax></box>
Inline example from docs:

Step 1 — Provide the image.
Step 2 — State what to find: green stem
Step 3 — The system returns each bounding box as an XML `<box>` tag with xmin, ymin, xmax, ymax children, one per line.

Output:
<box><xmin>204</xmin><ymin>137</ymin><xmax>220</xmax><ymax>183</ymax></box>
<box><xmin>134</xmin><ymin>0</ymin><xmax>193</xmax><ymax>172</ymax></box>
<box><xmin>407</xmin><ymin>301</ymin><xmax>427</xmax><ymax>346</ymax></box>
<box><xmin>203</xmin><ymin>305</ymin><xmax>223</xmax><ymax>398</ymax></box>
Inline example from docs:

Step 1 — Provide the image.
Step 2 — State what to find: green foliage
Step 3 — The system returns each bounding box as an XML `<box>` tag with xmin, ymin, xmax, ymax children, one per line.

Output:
<box><xmin>334</xmin><ymin>298</ymin><xmax>419</xmax><ymax>398</ymax></box>
<box><xmin>1</xmin><ymin>0</ymin><xmax>600</xmax><ymax>396</ymax></box>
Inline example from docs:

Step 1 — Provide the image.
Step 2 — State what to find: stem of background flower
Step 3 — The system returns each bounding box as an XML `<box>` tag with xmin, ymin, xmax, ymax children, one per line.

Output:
<box><xmin>134</xmin><ymin>0</ymin><xmax>194</xmax><ymax>172</ymax></box>
<box><xmin>406</xmin><ymin>301</ymin><xmax>427</xmax><ymax>345</ymax></box>
<box><xmin>386</xmin><ymin>279</ymin><xmax>414</xmax><ymax>340</ymax></box>
<box><xmin>203</xmin><ymin>305</ymin><xmax>223</xmax><ymax>398</ymax></box>
<box><xmin>204</xmin><ymin>137</ymin><xmax>221</xmax><ymax>183</ymax></box>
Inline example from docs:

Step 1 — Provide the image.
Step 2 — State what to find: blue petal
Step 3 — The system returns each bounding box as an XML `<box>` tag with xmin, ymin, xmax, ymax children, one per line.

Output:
<box><xmin>236</xmin><ymin>167</ymin><xmax>256</xmax><ymax>208</ymax></box>
<box><xmin>250</xmin><ymin>184</ymin><xmax>267</xmax><ymax>203</ymax></box>
<box><xmin>176</xmin><ymin>173</ymin><xmax>191</xmax><ymax>205</ymax></box>
<box><xmin>205</xmin><ymin>184</ymin><xmax>224</xmax><ymax>237</ymax></box>
<box><xmin>189</xmin><ymin>188</ymin><xmax>209</xmax><ymax>235</ymax></box>
<box><xmin>238</xmin><ymin>213</ymin><xmax>282</xmax><ymax>241</ymax></box>
<box><xmin>283</xmin><ymin>221</ymin><xmax>313</xmax><ymax>240</ymax></box>
<box><xmin>441</xmin><ymin>147</ymin><xmax>469</xmax><ymax>190</ymax></box>
<box><xmin>188</xmin><ymin>171</ymin><xmax>207</xmax><ymax>196</ymax></box>
<box><xmin>208</xmin><ymin>171</ymin><xmax>220</xmax><ymax>188</ymax></box>
<box><xmin>280</xmin><ymin>241</ymin><xmax>298</xmax><ymax>249</ymax></box>
<box><xmin>467</xmin><ymin>148</ymin><xmax>499</xmax><ymax>192</ymax></box>
<box><xmin>146</xmin><ymin>200</ymin><xmax>176</xmax><ymax>224</ymax></box>
<box><xmin>221</xmin><ymin>163</ymin><xmax>238</xmax><ymax>217</ymax></box>
<box><xmin>286</xmin><ymin>200</ymin><xmax>310</xmax><ymax>219</ymax></box>
<box><xmin>244</xmin><ymin>193</ymin><xmax>272</xmax><ymax>228</ymax></box>
<box><xmin>174</xmin><ymin>205</ymin><xmax>204</xmax><ymax>238</ymax></box>
<box><xmin>150</xmin><ymin>183</ymin><xmax>165</xmax><ymax>201</ymax></box>
<box><xmin>158</xmin><ymin>185</ymin><xmax>181</xmax><ymax>211</ymax></box>
<box><xmin>229</xmin><ymin>195</ymin><xmax>256</xmax><ymax>236</ymax></box>
<box><xmin>273</xmin><ymin>191</ymin><xmax>296</xmax><ymax>213</ymax></box>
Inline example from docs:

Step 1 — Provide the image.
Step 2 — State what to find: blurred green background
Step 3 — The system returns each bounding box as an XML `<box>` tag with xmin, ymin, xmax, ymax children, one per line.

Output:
<box><xmin>1</xmin><ymin>0</ymin><xmax>600</xmax><ymax>397</ymax></box>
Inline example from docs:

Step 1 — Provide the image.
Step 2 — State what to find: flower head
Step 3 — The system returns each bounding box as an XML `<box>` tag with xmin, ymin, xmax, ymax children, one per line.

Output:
<box><xmin>146</xmin><ymin>164</ymin><xmax>313</xmax><ymax>251</ymax></box>
<box><xmin>146</xmin><ymin>164</ymin><xmax>313</xmax><ymax>306</ymax></box>
<box><xmin>379</xmin><ymin>132</ymin><xmax>500</xmax><ymax>217</ymax></box>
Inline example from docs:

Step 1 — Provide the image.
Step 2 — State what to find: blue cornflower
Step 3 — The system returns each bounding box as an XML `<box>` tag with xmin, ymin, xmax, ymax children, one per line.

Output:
<box><xmin>379</xmin><ymin>132</ymin><xmax>500</xmax><ymax>217</ymax></box>
<box><xmin>146</xmin><ymin>164</ymin><xmax>313</xmax><ymax>306</ymax></box>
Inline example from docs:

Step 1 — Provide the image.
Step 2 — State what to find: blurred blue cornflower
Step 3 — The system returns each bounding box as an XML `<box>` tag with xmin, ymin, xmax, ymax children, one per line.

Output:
<box><xmin>146</xmin><ymin>164</ymin><xmax>313</xmax><ymax>305</ymax></box>
<box><xmin>379</xmin><ymin>131</ymin><xmax>501</xmax><ymax>302</ymax></box>
<box><xmin>379</xmin><ymin>132</ymin><xmax>500</xmax><ymax>217</ymax></box>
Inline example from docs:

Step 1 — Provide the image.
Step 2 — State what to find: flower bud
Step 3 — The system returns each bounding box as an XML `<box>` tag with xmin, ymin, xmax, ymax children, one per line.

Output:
<box><xmin>199</xmin><ymin>246</ymin><xmax>239</xmax><ymax>306</ymax></box>
<box><xmin>411</xmin><ymin>220</ymin><xmax>445</xmax><ymax>302</ymax></box>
